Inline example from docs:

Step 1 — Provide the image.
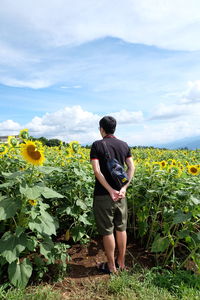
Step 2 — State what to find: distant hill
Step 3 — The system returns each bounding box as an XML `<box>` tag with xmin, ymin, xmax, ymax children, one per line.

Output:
<box><xmin>154</xmin><ymin>136</ymin><xmax>200</xmax><ymax>150</ymax></box>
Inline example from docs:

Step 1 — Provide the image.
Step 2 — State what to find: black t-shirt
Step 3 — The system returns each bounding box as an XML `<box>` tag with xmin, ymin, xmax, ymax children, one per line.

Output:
<box><xmin>90</xmin><ymin>135</ymin><xmax>132</xmax><ymax>195</ymax></box>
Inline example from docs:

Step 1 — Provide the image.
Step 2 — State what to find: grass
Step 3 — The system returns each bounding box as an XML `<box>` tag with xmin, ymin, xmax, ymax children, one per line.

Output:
<box><xmin>0</xmin><ymin>284</ymin><xmax>62</xmax><ymax>300</ymax></box>
<box><xmin>0</xmin><ymin>266</ymin><xmax>199</xmax><ymax>300</ymax></box>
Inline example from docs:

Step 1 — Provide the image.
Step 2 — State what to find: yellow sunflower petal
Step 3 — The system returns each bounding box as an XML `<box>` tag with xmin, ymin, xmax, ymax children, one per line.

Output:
<box><xmin>21</xmin><ymin>141</ymin><xmax>45</xmax><ymax>166</ymax></box>
<box><xmin>187</xmin><ymin>165</ymin><xmax>200</xmax><ymax>176</ymax></box>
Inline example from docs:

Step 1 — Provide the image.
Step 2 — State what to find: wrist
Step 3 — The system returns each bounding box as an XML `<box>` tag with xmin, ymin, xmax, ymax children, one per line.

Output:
<box><xmin>108</xmin><ymin>187</ymin><xmax>113</xmax><ymax>194</ymax></box>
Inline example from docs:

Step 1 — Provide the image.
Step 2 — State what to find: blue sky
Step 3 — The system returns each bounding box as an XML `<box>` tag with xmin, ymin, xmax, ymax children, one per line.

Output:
<box><xmin>1</xmin><ymin>0</ymin><xmax>200</xmax><ymax>145</ymax></box>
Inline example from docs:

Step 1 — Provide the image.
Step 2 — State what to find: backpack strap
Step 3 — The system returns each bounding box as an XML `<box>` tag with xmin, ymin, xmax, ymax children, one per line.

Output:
<box><xmin>102</xmin><ymin>140</ymin><xmax>111</xmax><ymax>160</ymax></box>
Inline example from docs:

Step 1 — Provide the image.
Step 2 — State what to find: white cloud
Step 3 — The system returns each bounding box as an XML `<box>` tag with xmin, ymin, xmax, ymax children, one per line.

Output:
<box><xmin>149</xmin><ymin>79</ymin><xmax>200</xmax><ymax>120</ymax></box>
<box><xmin>149</xmin><ymin>103</ymin><xmax>191</xmax><ymax>120</ymax></box>
<box><xmin>60</xmin><ymin>85</ymin><xmax>82</xmax><ymax>89</ymax></box>
<box><xmin>112</xmin><ymin>109</ymin><xmax>144</xmax><ymax>123</ymax></box>
<box><xmin>1</xmin><ymin>0</ymin><xmax>200</xmax><ymax>89</ymax></box>
<box><xmin>0</xmin><ymin>42</ymin><xmax>38</xmax><ymax>66</ymax></box>
<box><xmin>0</xmin><ymin>103</ymin><xmax>199</xmax><ymax>146</ymax></box>
<box><xmin>122</xmin><ymin>118</ymin><xmax>200</xmax><ymax>146</ymax></box>
<box><xmin>0</xmin><ymin>120</ymin><xmax>21</xmax><ymax>136</ymax></box>
<box><xmin>183</xmin><ymin>80</ymin><xmax>200</xmax><ymax>103</ymax></box>
<box><xmin>124</xmin><ymin>80</ymin><xmax>200</xmax><ymax>145</ymax></box>
<box><xmin>25</xmin><ymin>106</ymin><xmax>99</xmax><ymax>143</ymax></box>
<box><xmin>0</xmin><ymin>77</ymin><xmax>51</xmax><ymax>89</ymax></box>
<box><xmin>0</xmin><ymin>106</ymin><xmax>145</xmax><ymax>144</ymax></box>
<box><xmin>26</xmin><ymin>106</ymin><xmax>144</xmax><ymax>143</ymax></box>
<box><xmin>1</xmin><ymin>0</ymin><xmax>200</xmax><ymax>50</ymax></box>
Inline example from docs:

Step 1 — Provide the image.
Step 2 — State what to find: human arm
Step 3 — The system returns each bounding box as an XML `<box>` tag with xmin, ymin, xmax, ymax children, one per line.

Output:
<box><xmin>91</xmin><ymin>159</ymin><xmax>120</xmax><ymax>201</ymax></box>
<box><xmin>118</xmin><ymin>156</ymin><xmax>135</xmax><ymax>199</ymax></box>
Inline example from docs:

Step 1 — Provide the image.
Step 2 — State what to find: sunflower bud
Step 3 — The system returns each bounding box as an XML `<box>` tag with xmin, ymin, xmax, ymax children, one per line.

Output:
<box><xmin>65</xmin><ymin>230</ymin><xmax>70</xmax><ymax>241</ymax></box>
<box><xmin>0</xmin><ymin>146</ymin><xmax>6</xmax><ymax>153</ymax></box>
<box><xmin>20</xmin><ymin>129</ymin><xmax>29</xmax><ymax>140</ymax></box>
<box><xmin>8</xmin><ymin>136</ymin><xmax>18</xmax><ymax>147</ymax></box>
<box><xmin>0</xmin><ymin>146</ymin><xmax>8</xmax><ymax>155</ymax></box>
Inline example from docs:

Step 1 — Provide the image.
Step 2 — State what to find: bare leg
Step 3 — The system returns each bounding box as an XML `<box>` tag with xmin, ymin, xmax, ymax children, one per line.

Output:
<box><xmin>115</xmin><ymin>230</ymin><xmax>127</xmax><ymax>269</ymax></box>
<box><xmin>102</xmin><ymin>234</ymin><xmax>117</xmax><ymax>273</ymax></box>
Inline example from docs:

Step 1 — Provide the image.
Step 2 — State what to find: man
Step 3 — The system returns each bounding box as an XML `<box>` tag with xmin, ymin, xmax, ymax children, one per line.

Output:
<box><xmin>90</xmin><ymin>116</ymin><xmax>135</xmax><ymax>274</ymax></box>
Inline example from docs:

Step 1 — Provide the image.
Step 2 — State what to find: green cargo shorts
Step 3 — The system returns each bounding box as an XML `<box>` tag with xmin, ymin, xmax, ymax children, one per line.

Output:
<box><xmin>93</xmin><ymin>195</ymin><xmax>127</xmax><ymax>236</ymax></box>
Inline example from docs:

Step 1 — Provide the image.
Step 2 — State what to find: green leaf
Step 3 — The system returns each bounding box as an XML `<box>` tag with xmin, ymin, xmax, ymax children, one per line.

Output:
<box><xmin>78</xmin><ymin>215</ymin><xmax>92</xmax><ymax>225</ymax></box>
<box><xmin>1</xmin><ymin>172</ymin><xmax>12</xmax><ymax>177</ymax></box>
<box><xmin>41</xmin><ymin>187</ymin><xmax>64</xmax><ymax>199</ymax></box>
<box><xmin>173</xmin><ymin>210</ymin><xmax>192</xmax><ymax>225</ymax></box>
<box><xmin>190</xmin><ymin>196</ymin><xmax>200</xmax><ymax>205</ymax></box>
<box><xmin>39</xmin><ymin>236</ymin><xmax>54</xmax><ymax>259</ymax></box>
<box><xmin>0</xmin><ymin>256</ymin><xmax>7</xmax><ymax>267</ymax></box>
<box><xmin>30</xmin><ymin>209</ymin><xmax>38</xmax><ymax>220</ymax></box>
<box><xmin>71</xmin><ymin>226</ymin><xmax>86</xmax><ymax>242</ymax></box>
<box><xmin>15</xmin><ymin>227</ymin><xmax>25</xmax><ymax>237</ymax></box>
<box><xmin>0</xmin><ymin>232</ymin><xmax>27</xmax><ymax>263</ymax></box>
<box><xmin>76</xmin><ymin>199</ymin><xmax>87</xmax><ymax>210</ymax></box>
<box><xmin>29</xmin><ymin>211</ymin><xmax>57</xmax><ymax>235</ymax></box>
<box><xmin>37</xmin><ymin>166</ymin><xmax>62</xmax><ymax>174</ymax></box>
<box><xmin>65</xmin><ymin>207</ymin><xmax>72</xmax><ymax>215</ymax></box>
<box><xmin>20</xmin><ymin>185</ymin><xmax>64</xmax><ymax>200</ymax></box>
<box><xmin>147</xmin><ymin>189</ymin><xmax>156</xmax><ymax>193</ymax></box>
<box><xmin>0</xmin><ymin>196</ymin><xmax>21</xmax><ymax>220</ymax></box>
<box><xmin>8</xmin><ymin>258</ymin><xmax>32</xmax><ymax>288</ymax></box>
<box><xmin>151</xmin><ymin>234</ymin><xmax>170</xmax><ymax>253</ymax></box>
<box><xmin>177</xmin><ymin>229</ymin><xmax>190</xmax><ymax>239</ymax></box>
<box><xmin>0</xmin><ymin>182</ymin><xmax>15</xmax><ymax>188</ymax></box>
<box><xmin>2</xmin><ymin>171</ymin><xmax>24</xmax><ymax>179</ymax></box>
<box><xmin>20</xmin><ymin>185</ymin><xmax>41</xmax><ymax>200</ymax></box>
<box><xmin>26</xmin><ymin>237</ymin><xmax>38</xmax><ymax>251</ymax></box>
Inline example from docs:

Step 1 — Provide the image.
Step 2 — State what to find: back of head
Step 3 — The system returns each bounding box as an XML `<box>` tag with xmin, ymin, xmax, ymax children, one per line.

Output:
<box><xmin>99</xmin><ymin>116</ymin><xmax>117</xmax><ymax>134</ymax></box>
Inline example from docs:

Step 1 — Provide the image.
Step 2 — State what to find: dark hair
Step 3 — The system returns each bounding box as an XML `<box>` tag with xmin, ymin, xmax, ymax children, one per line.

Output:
<box><xmin>99</xmin><ymin>116</ymin><xmax>117</xmax><ymax>134</ymax></box>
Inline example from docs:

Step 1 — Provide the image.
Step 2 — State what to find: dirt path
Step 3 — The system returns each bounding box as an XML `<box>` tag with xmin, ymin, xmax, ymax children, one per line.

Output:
<box><xmin>53</xmin><ymin>237</ymin><xmax>155</xmax><ymax>298</ymax></box>
<box><xmin>59</xmin><ymin>236</ymin><xmax>154</xmax><ymax>281</ymax></box>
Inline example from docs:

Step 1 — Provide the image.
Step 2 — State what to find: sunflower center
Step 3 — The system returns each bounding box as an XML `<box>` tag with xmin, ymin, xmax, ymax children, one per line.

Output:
<box><xmin>27</xmin><ymin>145</ymin><xmax>41</xmax><ymax>160</ymax></box>
<box><xmin>191</xmin><ymin>167</ymin><xmax>197</xmax><ymax>174</ymax></box>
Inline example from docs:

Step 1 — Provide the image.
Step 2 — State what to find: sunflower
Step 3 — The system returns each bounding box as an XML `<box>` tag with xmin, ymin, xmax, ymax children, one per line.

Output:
<box><xmin>152</xmin><ymin>161</ymin><xmax>161</xmax><ymax>168</ymax></box>
<box><xmin>171</xmin><ymin>159</ymin><xmax>177</xmax><ymax>166</ymax></box>
<box><xmin>0</xmin><ymin>145</ymin><xmax>8</xmax><ymax>156</ymax></box>
<box><xmin>7</xmin><ymin>136</ymin><xmax>18</xmax><ymax>147</ymax></box>
<box><xmin>21</xmin><ymin>141</ymin><xmax>45</xmax><ymax>166</ymax></box>
<box><xmin>19</xmin><ymin>129</ymin><xmax>29</xmax><ymax>140</ymax></box>
<box><xmin>160</xmin><ymin>160</ymin><xmax>167</xmax><ymax>168</ymax></box>
<box><xmin>187</xmin><ymin>165</ymin><xmax>200</xmax><ymax>176</ymax></box>
<box><xmin>28</xmin><ymin>199</ymin><xmax>37</xmax><ymax>206</ymax></box>
<box><xmin>178</xmin><ymin>163</ymin><xmax>184</xmax><ymax>171</ymax></box>
<box><xmin>69</xmin><ymin>141</ymin><xmax>81</xmax><ymax>153</ymax></box>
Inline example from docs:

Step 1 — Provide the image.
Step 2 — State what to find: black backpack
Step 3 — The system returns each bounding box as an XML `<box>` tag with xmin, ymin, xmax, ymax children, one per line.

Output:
<box><xmin>102</xmin><ymin>140</ymin><xmax>129</xmax><ymax>189</ymax></box>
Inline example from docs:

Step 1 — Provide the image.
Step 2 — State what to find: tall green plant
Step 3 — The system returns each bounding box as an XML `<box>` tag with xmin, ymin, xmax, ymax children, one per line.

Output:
<box><xmin>0</xmin><ymin>166</ymin><xmax>69</xmax><ymax>288</ymax></box>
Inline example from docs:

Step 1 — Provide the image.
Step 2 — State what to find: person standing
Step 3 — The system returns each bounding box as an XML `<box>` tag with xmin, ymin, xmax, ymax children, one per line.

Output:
<box><xmin>90</xmin><ymin>116</ymin><xmax>135</xmax><ymax>274</ymax></box>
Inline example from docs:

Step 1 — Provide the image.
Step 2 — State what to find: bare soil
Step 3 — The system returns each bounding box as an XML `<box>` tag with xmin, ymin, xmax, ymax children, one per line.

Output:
<box><xmin>53</xmin><ymin>236</ymin><xmax>155</xmax><ymax>299</ymax></box>
<box><xmin>57</xmin><ymin>235</ymin><xmax>155</xmax><ymax>282</ymax></box>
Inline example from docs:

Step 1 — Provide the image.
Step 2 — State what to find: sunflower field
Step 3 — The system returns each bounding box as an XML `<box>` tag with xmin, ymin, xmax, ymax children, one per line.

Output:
<box><xmin>0</xmin><ymin>130</ymin><xmax>199</xmax><ymax>288</ymax></box>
